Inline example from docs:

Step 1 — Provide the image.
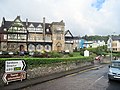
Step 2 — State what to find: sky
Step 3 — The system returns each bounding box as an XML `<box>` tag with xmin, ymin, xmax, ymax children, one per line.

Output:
<box><xmin>0</xmin><ymin>0</ymin><xmax>120</xmax><ymax>36</ymax></box>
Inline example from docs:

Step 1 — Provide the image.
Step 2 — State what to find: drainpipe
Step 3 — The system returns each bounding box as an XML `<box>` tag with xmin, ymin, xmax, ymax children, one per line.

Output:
<box><xmin>43</xmin><ymin>17</ymin><xmax>45</xmax><ymax>50</ymax></box>
<box><xmin>26</xmin><ymin>18</ymin><xmax>28</xmax><ymax>52</ymax></box>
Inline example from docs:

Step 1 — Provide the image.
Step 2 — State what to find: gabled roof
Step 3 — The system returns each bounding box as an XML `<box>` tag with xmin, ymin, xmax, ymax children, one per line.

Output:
<box><xmin>112</xmin><ymin>36</ymin><xmax>120</xmax><ymax>41</ymax></box>
<box><xmin>1</xmin><ymin>16</ymin><xmax>52</xmax><ymax>34</ymax></box>
<box><xmin>2</xmin><ymin>16</ymin><xmax>26</xmax><ymax>29</ymax></box>
<box><xmin>27</xmin><ymin>22</ymin><xmax>42</xmax><ymax>28</ymax></box>
<box><xmin>65</xmin><ymin>30</ymin><xmax>73</xmax><ymax>37</ymax></box>
<box><xmin>4</xmin><ymin>21</ymin><xmax>12</xmax><ymax>29</ymax></box>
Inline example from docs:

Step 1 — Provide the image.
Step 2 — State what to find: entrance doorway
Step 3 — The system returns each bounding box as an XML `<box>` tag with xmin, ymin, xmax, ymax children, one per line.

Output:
<box><xmin>56</xmin><ymin>42</ymin><xmax>62</xmax><ymax>52</ymax></box>
<box><xmin>20</xmin><ymin>45</ymin><xmax>25</xmax><ymax>52</ymax></box>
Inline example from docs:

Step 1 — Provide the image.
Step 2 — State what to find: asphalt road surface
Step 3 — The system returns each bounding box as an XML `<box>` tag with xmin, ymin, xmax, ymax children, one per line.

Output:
<box><xmin>23</xmin><ymin>65</ymin><xmax>120</xmax><ymax>90</ymax></box>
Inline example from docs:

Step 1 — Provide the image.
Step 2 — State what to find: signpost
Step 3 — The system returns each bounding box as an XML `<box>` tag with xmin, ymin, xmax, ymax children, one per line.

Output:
<box><xmin>2</xmin><ymin>60</ymin><xmax>26</xmax><ymax>84</ymax></box>
<box><xmin>2</xmin><ymin>71</ymin><xmax>26</xmax><ymax>84</ymax></box>
<box><xmin>5</xmin><ymin>60</ymin><xmax>26</xmax><ymax>73</ymax></box>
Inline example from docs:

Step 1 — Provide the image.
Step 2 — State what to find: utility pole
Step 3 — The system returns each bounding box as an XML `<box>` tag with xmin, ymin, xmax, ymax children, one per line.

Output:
<box><xmin>110</xmin><ymin>35</ymin><xmax>112</xmax><ymax>61</ymax></box>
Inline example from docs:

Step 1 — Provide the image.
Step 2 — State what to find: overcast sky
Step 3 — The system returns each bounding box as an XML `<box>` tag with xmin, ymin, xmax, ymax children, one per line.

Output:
<box><xmin>0</xmin><ymin>0</ymin><xmax>120</xmax><ymax>36</ymax></box>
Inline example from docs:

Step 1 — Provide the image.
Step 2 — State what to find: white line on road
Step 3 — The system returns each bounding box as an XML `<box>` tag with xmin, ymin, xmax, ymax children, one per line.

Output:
<box><xmin>94</xmin><ymin>76</ymin><xmax>104</xmax><ymax>83</ymax></box>
<box><xmin>89</xmin><ymin>76</ymin><xmax>104</xmax><ymax>89</ymax></box>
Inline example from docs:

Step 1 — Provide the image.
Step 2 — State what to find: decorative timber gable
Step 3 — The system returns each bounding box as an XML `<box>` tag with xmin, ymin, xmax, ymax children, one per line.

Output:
<box><xmin>7</xmin><ymin>16</ymin><xmax>27</xmax><ymax>33</ymax></box>
<box><xmin>65</xmin><ymin>30</ymin><xmax>73</xmax><ymax>38</ymax></box>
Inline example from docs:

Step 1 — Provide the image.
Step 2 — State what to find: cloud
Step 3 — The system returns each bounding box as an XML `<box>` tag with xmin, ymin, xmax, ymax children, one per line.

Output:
<box><xmin>0</xmin><ymin>0</ymin><xmax>120</xmax><ymax>36</ymax></box>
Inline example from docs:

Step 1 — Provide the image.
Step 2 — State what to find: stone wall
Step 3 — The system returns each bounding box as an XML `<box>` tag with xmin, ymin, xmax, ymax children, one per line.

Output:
<box><xmin>0</xmin><ymin>61</ymin><xmax>92</xmax><ymax>86</ymax></box>
<box><xmin>27</xmin><ymin>61</ymin><xmax>92</xmax><ymax>79</ymax></box>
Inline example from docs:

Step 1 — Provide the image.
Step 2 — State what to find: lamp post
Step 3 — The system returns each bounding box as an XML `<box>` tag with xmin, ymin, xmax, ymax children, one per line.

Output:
<box><xmin>109</xmin><ymin>35</ymin><xmax>112</xmax><ymax>61</ymax></box>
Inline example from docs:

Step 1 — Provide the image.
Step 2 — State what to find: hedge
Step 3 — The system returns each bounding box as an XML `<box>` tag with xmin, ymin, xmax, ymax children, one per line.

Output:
<box><xmin>0</xmin><ymin>56</ymin><xmax>94</xmax><ymax>71</ymax></box>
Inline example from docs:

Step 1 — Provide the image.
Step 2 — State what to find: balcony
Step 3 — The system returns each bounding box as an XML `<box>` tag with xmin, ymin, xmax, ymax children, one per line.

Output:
<box><xmin>65</xmin><ymin>41</ymin><xmax>73</xmax><ymax>43</ymax></box>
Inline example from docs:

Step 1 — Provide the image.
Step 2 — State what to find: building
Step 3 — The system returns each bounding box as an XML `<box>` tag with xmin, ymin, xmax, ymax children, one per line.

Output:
<box><xmin>107</xmin><ymin>36</ymin><xmax>120</xmax><ymax>52</ymax></box>
<box><xmin>0</xmin><ymin>16</ymin><xmax>66</xmax><ymax>53</ymax></box>
<box><xmin>65</xmin><ymin>30</ymin><xmax>81</xmax><ymax>52</ymax></box>
<box><xmin>81</xmin><ymin>40</ymin><xmax>105</xmax><ymax>48</ymax></box>
<box><xmin>65</xmin><ymin>30</ymin><xmax>74</xmax><ymax>52</ymax></box>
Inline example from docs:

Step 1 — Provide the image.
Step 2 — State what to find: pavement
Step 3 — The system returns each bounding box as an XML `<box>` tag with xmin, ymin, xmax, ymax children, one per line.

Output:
<box><xmin>0</xmin><ymin>63</ymin><xmax>104</xmax><ymax>90</ymax></box>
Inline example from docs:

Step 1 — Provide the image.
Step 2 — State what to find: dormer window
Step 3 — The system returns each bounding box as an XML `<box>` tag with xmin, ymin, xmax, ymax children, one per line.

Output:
<box><xmin>28</xmin><ymin>24</ymin><xmax>35</xmax><ymax>31</ymax></box>
<box><xmin>29</xmin><ymin>24</ymin><xmax>34</xmax><ymax>28</ymax></box>
<box><xmin>37</xmin><ymin>24</ymin><xmax>42</xmax><ymax>28</ymax></box>
<box><xmin>4</xmin><ymin>28</ymin><xmax>7</xmax><ymax>31</ymax></box>
<box><xmin>57</xmin><ymin>27</ymin><xmax>61</xmax><ymax>30</ymax></box>
<box><xmin>46</xmin><ymin>28</ymin><xmax>49</xmax><ymax>32</ymax></box>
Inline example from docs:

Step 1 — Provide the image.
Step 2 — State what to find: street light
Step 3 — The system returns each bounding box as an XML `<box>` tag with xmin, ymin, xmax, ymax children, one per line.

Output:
<box><xmin>110</xmin><ymin>35</ymin><xmax>112</xmax><ymax>61</ymax></box>
<box><xmin>109</xmin><ymin>35</ymin><xmax>112</xmax><ymax>61</ymax></box>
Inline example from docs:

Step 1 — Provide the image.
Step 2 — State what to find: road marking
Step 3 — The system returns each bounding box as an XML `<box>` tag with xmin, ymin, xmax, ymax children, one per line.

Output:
<box><xmin>94</xmin><ymin>76</ymin><xmax>104</xmax><ymax>83</ymax></box>
<box><xmin>88</xmin><ymin>75</ymin><xmax>104</xmax><ymax>89</ymax></box>
<box><xmin>91</xmin><ymin>76</ymin><xmax>104</xmax><ymax>86</ymax></box>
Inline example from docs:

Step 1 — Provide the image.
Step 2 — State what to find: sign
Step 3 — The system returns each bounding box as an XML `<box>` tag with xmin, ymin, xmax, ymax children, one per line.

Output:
<box><xmin>108</xmin><ymin>37</ymin><xmax>112</xmax><ymax>49</ymax></box>
<box><xmin>5</xmin><ymin>60</ymin><xmax>26</xmax><ymax>73</ymax></box>
<box><xmin>84</xmin><ymin>50</ymin><xmax>89</xmax><ymax>57</ymax></box>
<box><xmin>2</xmin><ymin>71</ymin><xmax>26</xmax><ymax>84</ymax></box>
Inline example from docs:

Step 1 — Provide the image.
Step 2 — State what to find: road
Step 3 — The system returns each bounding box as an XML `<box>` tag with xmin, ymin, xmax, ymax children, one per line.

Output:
<box><xmin>23</xmin><ymin>65</ymin><xmax>120</xmax><ymax>90</ymax></box>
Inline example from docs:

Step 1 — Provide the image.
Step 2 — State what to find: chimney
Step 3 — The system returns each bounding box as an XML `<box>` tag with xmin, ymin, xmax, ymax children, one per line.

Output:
<box><xmin>26</xmin><ymin>18</ymin><xmax>28</xmax><ymax>26</ymax></box>
<box><xmin>43</xmin><ymin>17</ymin><xmax>45</xmax><ymax>40</ymax></box>
<box><xmin>17</xmin><ymin>16</ymin><xmax>20</xmax><ymax>19</ymax></box>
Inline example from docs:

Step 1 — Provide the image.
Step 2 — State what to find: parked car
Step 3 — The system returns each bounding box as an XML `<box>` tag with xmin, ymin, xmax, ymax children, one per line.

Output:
<box><xmin>95</xmin><ymin>56</ymin><xmax>100</xmax><ymax>60</ymax></box>
<box><xmin>108</xmin><ymin>60</ymin><xmax>120</xmax><ymax>81</ymax></box>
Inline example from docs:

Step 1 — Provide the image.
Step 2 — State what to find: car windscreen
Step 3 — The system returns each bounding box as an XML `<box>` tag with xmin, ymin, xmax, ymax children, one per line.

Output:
<box><xmin>111</xmin><ymin>62</ymin><xmax>120</xmax><ymax>68</ymax></box>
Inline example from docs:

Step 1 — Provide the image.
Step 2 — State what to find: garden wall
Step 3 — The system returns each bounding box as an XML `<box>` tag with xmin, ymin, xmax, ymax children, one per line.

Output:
<box><xmin>0</xmin><ymin>57</ymin><xmax>93</xmax><ymax>86</ymax></box>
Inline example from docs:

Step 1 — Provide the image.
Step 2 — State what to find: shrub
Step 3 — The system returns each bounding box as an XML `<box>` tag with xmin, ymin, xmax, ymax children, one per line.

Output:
<box><xmin>0</xmin><ymin>56</ymin><xmax>94</xmax><ymax>69</ymax></box>
<box><xmin>0</xmin><ymin>54</ymin><xmax>12</xmax><ymax>58</ymax></box>
<box><xmin>69</xmin><ymin>53</ymin><xmax>73</xmax><ymax>57</ymax></box>
<box><xmin>48</xmin><ymin>51</ymin><xmax>62</xmax><ymax>58</ymax></box>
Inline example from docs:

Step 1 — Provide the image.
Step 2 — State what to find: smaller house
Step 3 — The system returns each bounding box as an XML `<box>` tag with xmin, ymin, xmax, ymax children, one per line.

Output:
<box><xmin>79</xmin><ymin>39</ymin><xmax>86</xmax><ymax>49</ymax></box>
<box><xmin>107</xmin><ymin>36</ymin><xmax>120</xmax><ymax>52</ymax></box>
<box><xmin>65</xmin><ymin>30</ymin><xmax>81</xmax><ymax>52</ymax></box>
<box><xmin>83</xmin><ymin>40</ymin><xmax>105</xmax><ymax>48</ymax></box>
<box><xmin>73</xmin><ymin>36</ymin><xmax>81</xmax><ymax>51</ymax></box>
<box><xmin>65</xmin><ymin>30</ymin><xmax>74</xmax><ymax>52</ymax></box>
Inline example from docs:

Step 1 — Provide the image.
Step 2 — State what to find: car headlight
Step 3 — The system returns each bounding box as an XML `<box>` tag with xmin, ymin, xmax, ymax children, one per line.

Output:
<box><xmin>108</xmin><ymin>70</ymin><xmax>113</xmax><ymax>75</ymax></box>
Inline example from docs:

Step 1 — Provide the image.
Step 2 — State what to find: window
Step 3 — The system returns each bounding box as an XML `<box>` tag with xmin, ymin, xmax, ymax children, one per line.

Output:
<box><xmin>57</xmin><ymin>27</ymin><xmax>61</xmax><ymax>30</ymax></box>
<box><xmin>8</xmin><ymin>34</ymin><xmax>17</xmax><ymax>40</ymax></box>
<box><xmin>45</xmin><ymin>35</ymin><xmax>51</xmax><ymax>40</ymax></box>
<box><xmin>46</xmin><ymin>29</ymin><xmax>49</xmax><ymax>32</ymax></box>
<box><xmin>28</xmin><ymin>27</ymin><xmax>35</xmax><ymax>31</ymax></box>
<box><xmin>36</xmin><ymin>28</ymin><xmax>43</xmax><ymax>32</ymax></box>
<box><xmin>112</xmin><ymin>43</ymin><xmax>117</xmax><ymax>47</ymax></box>
<box><xmin>113</xmin><ymin>48</ymin><xmax>117</xmax><ymax>51</ymax></box>
<box><xmin>4</xmin><ymin>28</ymin><xmax>7</xmax><ymax>31</ymax></box>
<box><xmin>28</xmin><ymin>44</ymin><xmax>35</xmax><ymax>51</ymax></box>
<box><xmin>4</xmin><ymin>35</ymin><xmax>7</xmax><ymax>39</ymax></box>
<box><xmin>28</xmin><ymin>24</ymin><xmax>35</xmax><ymax>31</ymax></box>
<box><xmin>28</xmin><ymin>34</ymin><xmax>36</xmax><ymax>40</ymax></box>
<box><xmin>45</xmin><ymin>45</ymin><xmax>51</xmax><ymax>51</ymax></box>
<box><xmin>112</xmin><ymin>62</ymin><xmax>120</xmax><ymax>67</ymax></box>
<box><xmin>18</xmin><ymin>34</ymin><xmax>26</xmax><ymax>40</ymax></box>
<box><xmin>36</xmin><ymin>44</ymin><xmax>43</xmax><ymax>51</ymax></box>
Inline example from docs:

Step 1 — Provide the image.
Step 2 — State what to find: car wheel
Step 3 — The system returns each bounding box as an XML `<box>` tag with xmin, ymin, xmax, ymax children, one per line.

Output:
<box><xmin>108</xmin><ymin>78</ymin><xmax>113</xmax><ymax>82</ymax></box>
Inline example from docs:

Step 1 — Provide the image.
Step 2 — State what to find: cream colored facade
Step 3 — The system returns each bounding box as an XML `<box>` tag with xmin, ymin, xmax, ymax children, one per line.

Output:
<box><xmin>107</xmin><ymin>36</ymin><xmax>120</xmax><ymax>52</ymax></box>
<box><xmin>112</xmin><ymin>41</ymin><xmax>120</xmax><ymax>52</ymax></box>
